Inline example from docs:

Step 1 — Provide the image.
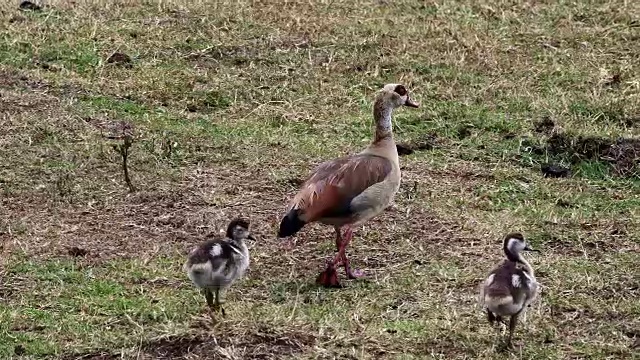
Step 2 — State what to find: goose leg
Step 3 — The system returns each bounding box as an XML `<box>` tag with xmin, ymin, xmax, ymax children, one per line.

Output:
<box><xmin>506</xmin><ymin>312</ymin><xmax>520</xmax><ymax>348</ymax></box>
<box><xmin>334</xmin><ymin>226</ymin><xmax>342</xmax><ymax>251</ymax></box>
<box><xmin>316</xmin><ymin>226</ymin><xmax>363</xmax><ymax>287</ymax></box>
<box><xmin>490</xmin><ymin>312</ymin><xmax>506</xmax><ymax>348</ymax></box>
<box><xmin>204</xmin><ymin>289</ymin><xmax>214</xmax><ymax>309</ymax></box>
<box><xmin>332</xmin><ymin>226</ymin><xmax>349</xmax><ymax>266</ymax></box>
<box><xmin>487</xmin><ymin>309</ymin><xmax>496</xmax><ymax>325</ymax></box>
<box><xmin>213</xmin><ymin>288</ymin><xmax>226</xmax><ymax>317</ymax></box>
<box><xmin>335</xmin><ymin>227</ymin><xmax>364</xmax><ymax>279</ymax></box>
<box><xmin>204</xmin><ymin>289</ymin><xmax>216</xmax><ymax>318</ymax></box>
<box><xmin>315</xmin><ymin>226</ymin><xmax>342</xmax><ymax>287</ymax></box>
<box><xmin>316</xmin><ymin>258</ymin><xmax>341</xmax><ymax>287</ymax></box>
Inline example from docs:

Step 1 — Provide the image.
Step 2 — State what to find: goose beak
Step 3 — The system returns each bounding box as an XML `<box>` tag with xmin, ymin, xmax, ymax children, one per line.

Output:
<box><xmin>524</xmin><ymin>245</ymin><xmax>539</xmax><ymax>252</ymax></box>
<box><xmin>247</xmin><ymin>234</ymin><xmax>256</xmax><ymax>241</ymax></box>
<box><xmin>405</xmin><ymin>97</ymin><xmax>420</xmax><ymax>108</ymax></box>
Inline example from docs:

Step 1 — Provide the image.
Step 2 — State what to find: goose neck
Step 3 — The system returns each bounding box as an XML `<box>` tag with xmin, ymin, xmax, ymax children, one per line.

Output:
<box><xmin>373</xmin><ymin>99</ymin><xmax>394</xmax><ymax>142</ymax></box>
<box><xmin>517</xmin><ymin>253</ymin><xmax>534</xmax><ymax>276</ymax></box>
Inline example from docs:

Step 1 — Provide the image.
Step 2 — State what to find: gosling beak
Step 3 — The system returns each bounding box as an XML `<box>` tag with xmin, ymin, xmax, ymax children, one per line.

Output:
<box><xmin>524</xmin><ymin>245</ymin><xmax>539</xmax><ymax>252</ymax></box>
<box><xmin>404</xmin><ymin>97</ymin><xmax>420</xmax><ymax>108</ymax></box>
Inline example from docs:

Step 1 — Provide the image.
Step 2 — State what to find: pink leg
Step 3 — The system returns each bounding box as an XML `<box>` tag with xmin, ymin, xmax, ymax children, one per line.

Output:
<box><xmin>334</xmin><ymin>226</ymin><xmax>342</xmax><ymax>251</ymax></box>
<box><xmin>315</xmin><ymin>259</ymin><xmax>340</xmax><ymax>287</ymax></box>
<box><xmin>334</xmin><ymin>227</ymin><xmax>364</xmax><ymax>279</ymax></box>
<box><xmin>316</xmin><ymin>227</ymin><xmax>344</xmax><ymax>288</ymax></box>
<box><xmin>332</xmin><ymin>227</ymin><xmax>349</xmax><ymax>265</ymax></box>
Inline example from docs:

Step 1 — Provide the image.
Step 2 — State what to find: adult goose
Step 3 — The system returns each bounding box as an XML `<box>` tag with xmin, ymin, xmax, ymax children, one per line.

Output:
<box><xmin>278</xmin><ymin>83</ymin><xmax>419</xmax><ymax>287</ymax></box>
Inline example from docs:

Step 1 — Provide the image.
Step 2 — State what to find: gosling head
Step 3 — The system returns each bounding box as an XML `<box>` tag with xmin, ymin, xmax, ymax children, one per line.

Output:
<box><xmin>225</xmin><ymin>217</ymin><xmax>255</xmax><ymax>241</ymax></box>
<box><xmin>503</xmin><ymin>232</ymin><xmax>538</xmax><ymax>263</ymax></box>
<box><xmin>378</xmin><ymin>83</ymin><xmax>420</xmax><ymax>109</ymax></box>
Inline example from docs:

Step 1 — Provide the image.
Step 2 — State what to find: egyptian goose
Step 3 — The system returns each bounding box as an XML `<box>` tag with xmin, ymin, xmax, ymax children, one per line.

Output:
<box><xmin>184</xmin><ymin>218</ymin><xmax>254</xmax><ymax>316</ymax></box>
<box><xmin>479</xmin><ymin>233</ymin><xmax>540</xmax><ymax>348</ymax></box>
<box><xmin>278</xmin><ymin>83</ymin><xmax>419</xmax><ymax>287</ymax></box>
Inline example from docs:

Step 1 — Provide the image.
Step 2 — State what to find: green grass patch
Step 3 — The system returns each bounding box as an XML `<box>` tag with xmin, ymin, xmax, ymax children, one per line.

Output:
<box><xmin>0</xmin><ymin>0</ymin><xmax>638</xmax><ymax>358</ymax></box>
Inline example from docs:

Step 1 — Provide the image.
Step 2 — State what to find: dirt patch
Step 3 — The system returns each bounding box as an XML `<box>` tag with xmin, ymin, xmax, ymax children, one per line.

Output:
<box><xmin>396</xmin><ymin>133</ymin><xmax>440</xmax><ymax>156</ymax></box>
<box><xmin>547</xmin><ymin>133</ymin><xmax>640</xmax><ymax>176</ymax></box>
<box><xmin>82</xmin><ymin>116</ymin><xmax>135</xmax><ymax>140</ymax></box>
<box><xmin>184</xmin><ymin>44</ymin><xmax>265</xmax><ymax>67</ymax></box>
<box><xmin>106</xmin><ymin>52</ymin><xmax>133</xmax><ymax>67</ymax></box>
<box><xmin>623</xmin><ymin>116</ymin><xmax>640</xmax><ymax>127</ymax></box>
<box><xmin>539</xmin><ymin>226</ymin><xmax>638</xmax><ymax>259</ymax></box>
<box><xmin>519</xmin><ymin>132</ymin><xmax>640</xmax><ymax>178</ymax></box>
<box><xmin>1</xmin><ymin>164</ymin><xmax>293</xmax><ymax>263</ymax></box>
<box><xmin>0</xmin><ymin>88</ymin><xmax>58</xmax><ymax>115</ymax></box>
<box><xmin>533</xmin><ymin>116</ymin><xmax>556</xmax><ymax>134</ymax></box>
<box><xmin>183</xmin><ymin>35</ymin><xmax>313</xmax><ymax>68</ymax></box>
<box><xmin>62</xmin><ymin>351</ymin><xmax>121</xmax><ymax>360</ymax></box>
<box><xmin>63</xmin><ymin>327</ymin><xmax>315</xmax><ymax>360</ymax></box>
<box><xmin>67</xmin><ymin>246</ymin><xmax>89</xmax><ymax>257</ymax></box>
<box><xmin>0</xmin><ymin>68</ymin><xmax>88</xmax><ymax>102</ymax></box>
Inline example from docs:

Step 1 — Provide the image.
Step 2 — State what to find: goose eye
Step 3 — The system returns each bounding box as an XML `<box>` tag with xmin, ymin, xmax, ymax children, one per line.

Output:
<box><xmin>394</xmin><ymin>85</ymin><xmax>407</xmax><ymax>96</ymax></box>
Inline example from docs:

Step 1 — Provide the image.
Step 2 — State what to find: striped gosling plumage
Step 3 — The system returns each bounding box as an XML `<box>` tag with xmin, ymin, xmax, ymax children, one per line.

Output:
<box><xmin>479</xmin><ymin>233</ymin><xmax>540</xmax><ymax>347</ymax></box>
<box><xmin>184</xmin><ymin>218</ymin><xmax>254</xmax><ymax>316</ymax></box>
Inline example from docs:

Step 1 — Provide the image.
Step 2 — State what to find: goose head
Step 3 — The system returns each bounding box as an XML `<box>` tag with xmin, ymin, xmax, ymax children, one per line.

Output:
<box><xmin>378</xmin><ymin>83</ymin><xmax>420</xmax><ymax>109</ymax></box>
<box><xmin>502</xmin><ymin>232</ymin><xmax>538</xmax><ymax>263</ymax></box>
<box><xmin>226</xmin><ymin>218</ymin><xmax>256</xmax><ymax>241</ymax></box>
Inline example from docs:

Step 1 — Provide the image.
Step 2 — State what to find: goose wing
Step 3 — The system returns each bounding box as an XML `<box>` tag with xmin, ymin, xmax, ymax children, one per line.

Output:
<box><xmin>288</xmin><ymin>154</ymin><xmax>392</xmax><ymax>222</ymax></box>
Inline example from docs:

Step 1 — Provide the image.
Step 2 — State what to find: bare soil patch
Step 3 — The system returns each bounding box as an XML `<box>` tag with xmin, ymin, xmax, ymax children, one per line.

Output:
<box><xmin>547</xmin><ymin>133</ymin><xmax>640</xmax><ymax>177</ymax></box>
<box><xmin>396</xmin><ymin>133</ymin><xmax>441</xmax><ymax>156</ymax></box>
<box><xmin>63</xmin><ymin>327</ymin><xmax>315</xmax><ymax>360</ymax></box>
<box><xmin>0</xmin><ymin>68</ymin><xmax>86</xmax><ymax>99</ymax></box>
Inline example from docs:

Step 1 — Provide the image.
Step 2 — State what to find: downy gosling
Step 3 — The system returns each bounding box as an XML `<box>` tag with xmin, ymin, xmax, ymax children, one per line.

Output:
<box><xmin>479</xmin><ymin>233</ymin><xmax>540</xmax><ymax>348</ymax></box>
<box><xmin>184</xmin><ymin>218</ymin><xmax>254</xmax><ymax>316</ymax></box>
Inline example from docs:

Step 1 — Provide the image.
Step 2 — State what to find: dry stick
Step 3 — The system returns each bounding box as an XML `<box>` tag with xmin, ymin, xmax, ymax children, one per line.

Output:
<box><xmin>113</xmin><ymin>130</ymin><xmax>135</xmax><ymax>193</ymax></box>
<box><xmin>121</xmin><ymin>134</ymin><xmax>135</xmax><ymax>192</ymax></box>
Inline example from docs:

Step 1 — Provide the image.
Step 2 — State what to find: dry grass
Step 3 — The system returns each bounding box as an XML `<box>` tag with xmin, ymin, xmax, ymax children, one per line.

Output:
<box><xmin>0</xmin><ymin>0</ymin><xmax>639</xmax><ymax>359</ymax></box>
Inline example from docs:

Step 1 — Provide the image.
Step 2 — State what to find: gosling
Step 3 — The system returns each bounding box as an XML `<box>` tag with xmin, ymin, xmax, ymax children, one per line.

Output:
<box><xmin>479</xmin><ymin>233</ymin><xmax>540</xmax><ymax>348</ymax></box>
<box><xmin>184</xmin><ymin>218</ymin><xmax>254</xmax><ymax>317</ymax></box>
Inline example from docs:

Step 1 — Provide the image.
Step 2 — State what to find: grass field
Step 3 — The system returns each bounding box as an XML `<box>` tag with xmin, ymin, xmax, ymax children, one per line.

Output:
<box><xmin>1</xmin><ymin>0</ymin><xmax>639</xmax><ymax>358</ymax></box>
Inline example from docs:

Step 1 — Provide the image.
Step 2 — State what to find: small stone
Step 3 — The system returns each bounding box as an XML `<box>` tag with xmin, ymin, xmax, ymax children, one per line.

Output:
<box><xmin>396</xmin><ymin>144</ymin><xmax>414</xmax><ymax>156</ymax></box>
<box><xmin>19</xmin><ymin>1</ymin><xmax>41</xmax><ymax>11</ymax></box>
<box><xmin>555</xmin><ymin>199</ymin><xmax>572</xmax><ymax>208</ymax></box>
<box><xmin>68</xmin><ymin>246</ymin><xmax>88</xmax><ymax>257</ymax></box>
<box><xmin>106</xmin><ymin>52</ymin><xmax>132</xmax><ymax>67</ymax></box>
<box><xmin>534</xmin><ymin>116</ymin><xmax>555</xmax><ymax>133</ymax></box>
<box><xmin>541</xmin><ymin>163</ymin><xmax>571</xmax><ymax>178</ymax></box>
<box><xmin>14</xmin><ymin>345</ymin><xmax>26</xmax><ymax>355</ymax></box>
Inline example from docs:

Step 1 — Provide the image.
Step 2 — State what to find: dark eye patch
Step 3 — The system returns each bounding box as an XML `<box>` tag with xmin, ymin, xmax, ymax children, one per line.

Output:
<box><xmin>394</xmin><ymin>85</ymin><xmax>407</xmax><ymax>96</ymax></box>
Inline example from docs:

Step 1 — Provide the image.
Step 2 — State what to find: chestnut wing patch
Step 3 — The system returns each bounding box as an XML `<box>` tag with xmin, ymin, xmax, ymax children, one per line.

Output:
<box><xmin>289</xmin><ymin>154</ymin><xmax>393</xmax><ymax>222</ymax></box>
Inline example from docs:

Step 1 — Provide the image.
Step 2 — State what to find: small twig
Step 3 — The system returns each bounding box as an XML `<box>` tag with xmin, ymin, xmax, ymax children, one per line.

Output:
<box><xmin>108</xmin><ymin>122</ymin><xmax>136</xmax><ymax>193</ymax></box>
<box><xmin>121</xmin><ymin>134</ymin><xmax>135</xmax><ymax>192</ymax></box>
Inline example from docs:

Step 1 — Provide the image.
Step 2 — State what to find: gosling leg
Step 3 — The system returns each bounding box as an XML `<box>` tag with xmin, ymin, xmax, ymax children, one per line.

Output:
<box><xmin>506</xmin><ymin>312</ymin><xmax>521</xmax><ymax>348</ymax></box>
<box><xmin>214</xmin><ymin>288</ymin><xmax>226</xmax><ymax>317</ymax></box>
<box><xmin>203</xmin><ymin>289</ymin><xmax>215</xmax><ymax>317</ymax></box>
